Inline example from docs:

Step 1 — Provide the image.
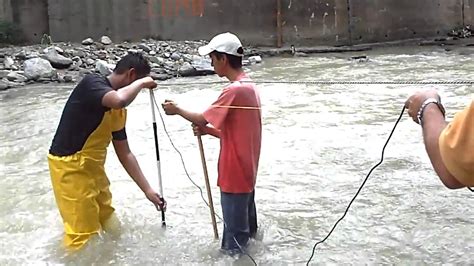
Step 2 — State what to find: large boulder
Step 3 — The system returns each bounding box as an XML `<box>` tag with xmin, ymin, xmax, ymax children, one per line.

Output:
<box><xmin>45</xmin><ymin>48</ymin><xmax>73</xmax><ymax>69</ymax></box>
<box><xmin>100</xmin><ymin>36</ymin><xmax>112</xmax><ymax>45</ymax></box>
<box><xmin>23</xmin><ymin>58</ymin><xmax>56</xmax><ymax>80</ymax></box>
<box><xmin>191</xmin><ymin>57</ymin><xmax>215</xmax><ymax>76</ymax></box>
<box><xmin>95</xmin><ymin>60</ymin><xmax>114</xmax><ymax>76</ymax></box>
<box><xmin>82</xmin><ymin>38</ymin><xmax>94</xmax><ymax>45</ymax></box>
<box><xmin>178</xmin><ymin>62</ymin><xmax>197</xmax><ymax>77</ymax></box>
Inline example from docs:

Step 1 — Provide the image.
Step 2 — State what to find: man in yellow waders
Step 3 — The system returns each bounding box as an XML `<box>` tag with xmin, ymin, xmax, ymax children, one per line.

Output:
<box><xmin>48</xmin><ymin>53</ymin><xmax>165</xmax><ymax>249</ymax></box>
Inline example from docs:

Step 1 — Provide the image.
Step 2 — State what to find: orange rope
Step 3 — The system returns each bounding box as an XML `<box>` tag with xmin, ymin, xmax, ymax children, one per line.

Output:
<box><xmin>209</xmin><ymin>105</ymin><xmax>261</xmax><ymax>110</ymax></box>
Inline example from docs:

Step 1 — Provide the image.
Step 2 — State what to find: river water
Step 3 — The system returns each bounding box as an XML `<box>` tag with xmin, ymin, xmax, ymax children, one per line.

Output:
<box><xmin>1</xmin><ymin>46</ymin><xmax>473</xmax><ymax>265</ymax></box>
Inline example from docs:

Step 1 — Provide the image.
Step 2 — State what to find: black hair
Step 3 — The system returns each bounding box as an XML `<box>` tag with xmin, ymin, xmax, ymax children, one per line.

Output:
<box><xmin>210</xmin><ymin>48</ymin><xmax>243</xmax><ymax>69</ymax></box>
<box><xmin>114</xmin><ymin>52</ymin><xmax>151</xmax><ymax>78</ymax></box>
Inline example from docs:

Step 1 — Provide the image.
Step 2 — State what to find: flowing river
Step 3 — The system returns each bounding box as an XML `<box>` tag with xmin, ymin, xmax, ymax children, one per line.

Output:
<box><xmin>1</xmin><ymin>45</ymin><xmax>473</xmax><ymax>265</ymax></box>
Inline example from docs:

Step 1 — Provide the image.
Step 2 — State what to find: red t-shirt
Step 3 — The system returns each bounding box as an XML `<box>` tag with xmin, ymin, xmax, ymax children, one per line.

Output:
<box><xmin>203</xmin><ymin>73</ymin><xmax>262</xmax><ymax>193</ymax></box>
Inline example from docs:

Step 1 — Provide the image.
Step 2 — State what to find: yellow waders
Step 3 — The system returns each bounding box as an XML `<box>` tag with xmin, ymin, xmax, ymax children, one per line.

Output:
<box><xmin>48</xmin><ymin>108</ymin><xmax>126</xmax><ymax>249</ymax></box>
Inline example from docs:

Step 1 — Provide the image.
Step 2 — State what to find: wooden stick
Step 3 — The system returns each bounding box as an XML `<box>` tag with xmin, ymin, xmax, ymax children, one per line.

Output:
<box><xmin>197</xmin><ymin>135</ymin><xmax>219</xmax><ymax>240</ymax></box>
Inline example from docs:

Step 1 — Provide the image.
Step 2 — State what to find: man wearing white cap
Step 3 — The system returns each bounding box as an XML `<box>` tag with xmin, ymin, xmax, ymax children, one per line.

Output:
<box><xmin>162</xmin><ymin>32</ymin><xmax>261</xmax><ymax>253</ymax></box>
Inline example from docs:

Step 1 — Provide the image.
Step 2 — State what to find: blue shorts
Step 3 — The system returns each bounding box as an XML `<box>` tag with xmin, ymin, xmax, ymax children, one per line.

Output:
<box><xmin>220</xmin><ymin>190</ymin><xmax>257</xmax><ymax>252</ymax></box>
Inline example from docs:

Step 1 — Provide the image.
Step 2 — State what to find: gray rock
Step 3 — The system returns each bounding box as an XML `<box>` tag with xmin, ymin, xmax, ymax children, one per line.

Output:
<box><xmin>170</xmin><ymin>52</ymin><xmax>181</xmax><ymax>61</ymax></box>
<box><xmin>7</xmin><ymin>72</ymin><xmax>27</xmax><ymax>82</ymax></box>
<box><xmin>163</xmin><ymin>61</ymin><xmax>176</xmax><ymax>70</ymax></box>
<box><xmin>149</xmin><ymin>50</ymin><xmax>157</xmax><ymax>56</ymax></box>
<box><xmin>79</xmin><ymin>68</ymin><xmax>92</xmax><ymax>76</ymax></box>
<box><xmin>149</xmin><ymin>56</ymin><xmax>165</xmax><ymax>65</ymax></box>
<box><xmin>0</xmin><ymin>70</ymin><xmax>9</xmax><ymax>79</ymax></box>
<box><xmin>26</xmin><ymin>52</ymin><xmax>40</xmax><ymax>59</ymax></box>
<box><xmin>128</xmin><ymin>49</ymin><xmax>139</xmax><ymax>54</ymax></box>
<box><xmin>95</xmin><ymin>60</ymin><xmax>113</xmax><ymax>76</ymax></box>
<box><xmin>72</xmin><ymin>50</ymin><xmax>87</xmax><ymax>58</ymax></box>
<box><xmin>138</xmin><ymin>43</ymin><xmax>152</xmax><ymax>53</ymax></box>
<box><xmin>82</xmin><ymin>38</ymin><xmax>94</xmax><ymax>45</ymax></box>
<box><xmin>164</xmin><ymin>52</ymin><xmax>171</xmax><ymax>58</ymax></box>
<box><xmin>98</xmin><ymin>51</ymin><xmax>108</xmax><ymax>60</ymax></box>
<box><xmin>15</xmin><ymin>51</ymin><xmax>27</xmax><ymax>60</ymax></box>
<box><xmin>100</xmin><ymin>36</ymin><xmax>112</xmax><ymax>45</ymax></box>
<box><xmin>45</xmin><ymin>49</ymin><xmax>73</xmax><ymax>69</ymax></box>
<box><xmin>191</xmin><ymin>57</ymin><xmax>215</xmax><ymax>75</ymax></box>
<box><xmin>150</xmin><ymin>73</ymin><xmax>171</xmax><ymax>81</ymax></box>
<box><xmin>178</xmin><ymin>62</ymin><xmax>197</xmax><ymax>77</ymax></box>
<box><xmin>37</xmin><ymin>77</ymin><xmax>54</xmax><ymax>83</ymax></box>
<box><xmin>95</xmin><ymin>42</ymin><xmax>105</xmax><ymax>50</ymax></box>
<box><xmin>4</xmin><ymin>56</ymin><xmax>14</xmax><ymax>69</ymax></box>
<box><xmin>44</xmin><ymin>46</ymin><xmax>64</xmax><ymax>54</ymax></box>
<box><xmin>64</xmin><ymin>75</ymin><xmax>74</xmax><ymax>83</ymax></box>
<box><xmin>23</xmin><ymin>58</ymin><xmax>56</xmax><ymax>80</ymax></box>
<box><xmin>248</xmin><ymin>55</ymin><xmax>262</xmax><ymax>64</ymax></box>
<box><xmin>65</xmin><ymin>49</ymin><xmax>76</xmax><ymax>55</ymax></box>
<box><xmin>0</xmin><ymin>79</ymin><xmax>9</xmax><ymax>90</ymax></box>
<box><xmin>151</xmin><ymin>67</ymin><xmax>167</xmax><ymax>74</ymax></box>
<box><xmin>68</xmin><ymin>64</ymin><xmax>80</xmax><ymax>71</ymax></box>
<box><xmin>86</xmin><ymin>58</ymin><xmax>95</xmax><ymax>65</ymax></box>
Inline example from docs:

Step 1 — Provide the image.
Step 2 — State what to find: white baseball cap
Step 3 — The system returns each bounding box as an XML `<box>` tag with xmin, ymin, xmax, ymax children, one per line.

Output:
<box><xmin>198</xmin><ymin>32</ymin><xmax>244</xmax><ymax>57</ymax></box>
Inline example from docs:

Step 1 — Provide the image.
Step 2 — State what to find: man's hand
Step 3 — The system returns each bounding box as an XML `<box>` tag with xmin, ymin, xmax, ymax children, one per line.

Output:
<box><xmin>145</xmin><ymin>188</ymin><xmax>167</xmax><ymax>211</ymax></box>
<box><xmin>405</xmin><ymin>89</ymin><xmax>441</xmax><ymax>124</ymax></box>
<box><xmin>192</xmin><ymin>123</ymin><xmax>207</xmax><ymax>136</ymax></box>
<box><xmin>138</xmin><ymin>77</ymin><xmax>158</xmax><ymax>89</ymax></box>
<box><xmin>162</xmin><ymin>99</ymin><xmax>180</xmax><ymax>115</ymax></box>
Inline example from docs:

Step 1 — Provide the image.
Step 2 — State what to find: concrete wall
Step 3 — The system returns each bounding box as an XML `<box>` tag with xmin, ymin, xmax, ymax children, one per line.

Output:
<box><xmin>0</xmin><ymin>0</ymin><xmax>13</xmax><ymax>22</ymax></box>
<box><xmin>349</xmin><ymin>0</ymin><xmax>464</xmax><ymax>44</ymax></box>
<box><xmin>279</xmin><ymin>0</ymin><xmax>351</xmax><ymax>46</ymax></box>
<box><xmin>0</xmin><ymin>0</ymin><xmax>49</xmax><ymax>42</ymax></box>
<box><xmin>2</xmin><ymin>0</ymin><xmax>473</xmax><ymax>45</ymax></box>
<box><xmin>48</xmin><ymin>0</ymin><xmax>277</xmax><ymax>46</ymax></box>
<box><xmin>465</xmin><ymin>0</ymin><xmax>474</xmax><ymax>25</ymax></box>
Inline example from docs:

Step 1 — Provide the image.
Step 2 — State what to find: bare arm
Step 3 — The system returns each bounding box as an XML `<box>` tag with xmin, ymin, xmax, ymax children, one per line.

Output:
<box><xmin>177</xmin><ymin>108</ymin><xmax>208</xmax><ymax>126</ymax></box>
<box><xmin>102</xmin><ymin>77</ymin><xmax>157</xmax><ymax>109</ymax></box>
<box><xmin>421</xmin><ymin>106</ymin><xmax>465</xmax><ymax>189</ymax></box>
<box><xmin>113</xmin><ymin>138</ymin><xmax>165</xmax><ymax>207</ymax></box>
<box><xmin>162</xmin><ymin>100</ymin><xmax>208</xmax><ymax>126</ymax></box>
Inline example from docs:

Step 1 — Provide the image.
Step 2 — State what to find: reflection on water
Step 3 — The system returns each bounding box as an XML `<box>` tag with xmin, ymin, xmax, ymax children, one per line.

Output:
<box><xmin>1</xmin><ymin>46</ymin><xmax>473</xmax><ymax>265</ymax></box>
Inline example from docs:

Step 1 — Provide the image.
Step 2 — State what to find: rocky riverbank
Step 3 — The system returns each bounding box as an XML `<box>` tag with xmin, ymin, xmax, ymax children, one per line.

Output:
<box><xmin>0</xmin><ymin>26</ymin><xmax>473</xmax><ymax>91</ymax></box>
<box><xmin>0</xmin><ymin>36</ymin><xmax>264</xmax><ymax>91</ymax></box>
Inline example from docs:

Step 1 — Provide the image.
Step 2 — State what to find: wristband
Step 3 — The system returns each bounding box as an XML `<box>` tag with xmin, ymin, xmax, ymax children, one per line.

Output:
<box><xmin>417</xmin><ymin>98</ymin><xmax>445</xmax><ymax>126</ymax></box>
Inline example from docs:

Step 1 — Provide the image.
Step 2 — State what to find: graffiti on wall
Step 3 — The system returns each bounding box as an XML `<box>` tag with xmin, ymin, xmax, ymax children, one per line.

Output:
<box><xmin>147</xmin><ymin>0</ymin><xmax>205</xmax><ymax>18</ymax></box>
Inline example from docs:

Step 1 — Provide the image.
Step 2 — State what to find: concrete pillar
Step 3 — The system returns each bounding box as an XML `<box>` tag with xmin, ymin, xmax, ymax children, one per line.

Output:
<box><xmin>0</xmin><ymin>0</ymin><xmax>13</xmax><ymax>22</ymax></box>
<box><xmin>464</xmin><ymin>0</ymin><xmax>474</xmax><ymax>25</ymax></box>
<box><xmin>10</xmin><ymin>0</ymin><xmax>49</xmax><ymax>43</ymax></box>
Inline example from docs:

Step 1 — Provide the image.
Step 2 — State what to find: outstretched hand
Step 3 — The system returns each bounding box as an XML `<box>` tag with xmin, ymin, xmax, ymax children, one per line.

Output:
<box><xmin>162</xmin><ymin>99</ymin><xmax>180</xmax><ymax>115</ymax></box>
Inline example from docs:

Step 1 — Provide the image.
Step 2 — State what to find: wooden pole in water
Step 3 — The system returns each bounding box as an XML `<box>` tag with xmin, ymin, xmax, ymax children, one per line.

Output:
<box><xmin>276</xmin><ymin>0</ymin><xmax>283</xmax><ymax>48</ymax></box>
<box><xmin>197</xmin><ymin>135</ymin><xmax>219</xmax><ymax>240</ymax></box>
